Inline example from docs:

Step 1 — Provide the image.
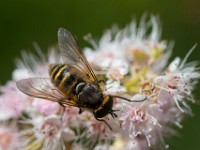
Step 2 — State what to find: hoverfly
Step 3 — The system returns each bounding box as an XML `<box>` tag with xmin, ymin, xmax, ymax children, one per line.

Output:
<box><xmin>17</xmin><ymin>28</ymin><xmax>146</xmax><ymax>130</ymax></box>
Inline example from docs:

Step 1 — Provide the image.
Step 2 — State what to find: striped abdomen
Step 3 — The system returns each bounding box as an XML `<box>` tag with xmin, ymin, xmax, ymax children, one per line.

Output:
<box><xmin>48</xmin><ymin>64</ymin><xmax>82</xmax><ymax>97</ymax></box>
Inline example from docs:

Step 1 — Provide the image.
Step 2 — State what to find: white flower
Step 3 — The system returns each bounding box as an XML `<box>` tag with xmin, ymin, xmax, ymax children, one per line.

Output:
<box><xmin>118</xmin><ymin>102</ymin><xmax>162</xmax><ymax>147</ymax></box>
<box><xmin>154</xmin><ymin>45</ymin><xmax>200</xmax><ymax>112</ymax></box>
<box><xmin>19</xmin><ymin>115</ymin><xmax>75</xmax><ymax>150</ymax></box>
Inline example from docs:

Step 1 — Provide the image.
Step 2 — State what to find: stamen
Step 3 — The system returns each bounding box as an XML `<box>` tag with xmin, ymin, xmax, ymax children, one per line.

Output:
<box><xmin>174</xmin><ymin>97</ymin><xmax>184</xmax><ymax>112</ymax></box>
<box><xmin>180</xmin><ymin>44</ymin><xmax>197</xmax><ymax>69</ymax></box>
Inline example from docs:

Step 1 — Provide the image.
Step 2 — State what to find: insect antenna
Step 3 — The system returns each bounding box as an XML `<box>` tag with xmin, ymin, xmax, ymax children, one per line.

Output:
<box><xmin>112</xmin><ymin>95</ymin><xmax>147</xmax><ymax>102</ymax></box>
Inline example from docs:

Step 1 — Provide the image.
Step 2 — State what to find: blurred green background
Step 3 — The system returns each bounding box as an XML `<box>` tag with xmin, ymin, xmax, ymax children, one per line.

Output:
<box><xmin>0</xmin><ymin>0</ymin><xmax>200</xmax><ymax>149</ymax></box>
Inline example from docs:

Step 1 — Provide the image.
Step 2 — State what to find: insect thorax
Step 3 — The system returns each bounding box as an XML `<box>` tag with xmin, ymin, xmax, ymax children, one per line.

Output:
<box><xmin>77</xmin><ymin>83</ymin><xmax>104</xmax><ymax>110</ymax></box>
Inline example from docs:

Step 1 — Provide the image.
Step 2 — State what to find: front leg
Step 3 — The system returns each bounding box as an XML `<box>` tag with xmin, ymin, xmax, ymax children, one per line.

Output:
<box><xmin>58</xmin><ymin>102</ymin><xmax>66</xmax><ymax>121</ymax></box>
<box><xmin>94</xmin><ymin>116</ymin><xmax>112</xmax><ymax>131</ymax></box>
<box><xmin>79</xmin><ymin>108</ymin><xmax>84</xmax><ymax>114</ymax></box>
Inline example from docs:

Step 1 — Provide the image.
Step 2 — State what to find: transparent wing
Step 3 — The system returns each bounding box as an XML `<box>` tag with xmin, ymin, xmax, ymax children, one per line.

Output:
<box><xmin>58</xmin><ymin>28</ymin><xmax>98</xmax><ymax>83</ymax></box>
<box><xmin>16</xmin><ymin>77</ymin><xmax>77</xmax><ymax>106</ymax></box>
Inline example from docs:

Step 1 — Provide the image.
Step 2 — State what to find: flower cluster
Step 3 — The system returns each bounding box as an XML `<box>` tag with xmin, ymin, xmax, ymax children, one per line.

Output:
<box><xmin>0</xmin><ymin>15</ymin><xmax>199</xmax><ymax>150</ymax></box>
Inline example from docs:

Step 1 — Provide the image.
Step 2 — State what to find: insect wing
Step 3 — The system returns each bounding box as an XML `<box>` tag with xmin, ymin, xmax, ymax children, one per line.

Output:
<box><xmin>16</xmin><ymin>77</ymin><xmax>66</xmax><ymax>103</ymax></box>
<box><xmin>58</xmin><ymin>28</ymin><xmax>98</xmax><ymax>83</ymax></box>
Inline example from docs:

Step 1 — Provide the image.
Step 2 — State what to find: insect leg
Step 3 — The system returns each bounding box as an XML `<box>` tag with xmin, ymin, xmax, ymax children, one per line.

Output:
<box><xmin>95</xmin><ymin>117</ymin><xmax>112</xmax><ymax>131</ymax></box>
<box><xmin>110</xmin><ymin>109</ymin><xmax>119</xmax><ymax>118</ymax></box>
<box><xmin>79</xmin><ymin>108</ymin><xmax>84</xmax><ymax>114</ymax></box>
<box><xmin>58</xmin><ymin>102</ymin><xmax>66</xmax><ymax>121</ymax></box>
<box><xmin>98</xmin><ymin>80</ymin><xmax>106</xmax><ymax>91</ymax></box>
<box><xmin>98</xmin><ymin>79</ymin><xmax>106</xmax><ymax>84</ymax></box>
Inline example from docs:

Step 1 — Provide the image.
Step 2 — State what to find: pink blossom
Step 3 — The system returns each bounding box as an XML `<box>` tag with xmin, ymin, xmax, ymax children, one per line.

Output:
<box><xmin>0</xmin><ymin>81</ymin><xmax>29</xmax><ymax>120</ymax></box>
<box><xmin>33</xmin><ymin>99</ymin><xmax>60</xmax><ymax>116</ymax></box>
<box><xmin>0</xmin><ymin>123</ymin><xmax>21</xmax><ymax>150</ymax></box>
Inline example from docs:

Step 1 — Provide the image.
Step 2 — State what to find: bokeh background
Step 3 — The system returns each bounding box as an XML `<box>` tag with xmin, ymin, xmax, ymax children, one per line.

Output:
<box><xmin>0</xmin><ymin>0</ymin><xmax>200</xmax><ymax>149</ymax></box>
